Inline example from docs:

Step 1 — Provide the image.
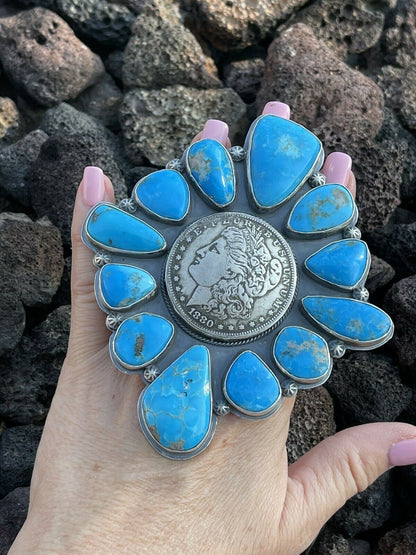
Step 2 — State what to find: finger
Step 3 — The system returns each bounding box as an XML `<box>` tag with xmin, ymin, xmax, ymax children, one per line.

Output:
<box><xmin>321</xmin><ymin>152</ymin><xmax>356</xmax><ymax>199</ymax></box>
<box><xmin>191</xmin><ymin>119</ymin><xmax>231</xmax><ymax>148</ymax></box>
<box><xmin>262</xmin><ymin>101</ymin><xmax>291</xmax><ymax>119</ymax></box>
<box><xmin>279</xmin><ymin>422</ymin><xmax>416</xmax><ymax>553</ymax></box>
<box><xmin>68</xmin><ymin>167</ymin><xmax>115</xmax><ymax>359</ymax></box>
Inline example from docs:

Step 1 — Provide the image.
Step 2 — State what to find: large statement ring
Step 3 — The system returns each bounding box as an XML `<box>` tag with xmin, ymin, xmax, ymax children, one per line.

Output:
<box><xmin>82</xmin><ymin>105</ymin><xmax>394</xmax><ymax>459</ymax></box>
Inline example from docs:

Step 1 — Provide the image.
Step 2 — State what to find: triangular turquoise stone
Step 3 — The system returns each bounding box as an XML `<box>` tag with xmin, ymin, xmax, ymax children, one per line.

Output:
<box><xmin>302</xmin><ymin>296</ymin><xmax>394</xmax><ymax>347</ymax></box>
<box><xmin>99</xmin><ymin>264</ymin><xmax>156</xmax><ymax>311</ymax></box>
<box><xmin>186</xmin><ymin>139</ymin><xmax>235</xmax><ymax>208</ymax></box>
<box><xmin>133</xmin><ymin>169</ymin><xmax>190</xmax><ymax>223</ymax></box>
<box><xmin>113</xmin><ymin>313</ymin><xmax>174</xmax><ymax>370</ymax></box>
<box><xmin>305</xmin><ymin>240</ymin><xmax>369</xmax><ymax>288</ymax></box>
<box><xmin>246</xmin><ymin>115</ymin><xmax>322</xmax><ymax>210</ymax></box>
<box><xmin>287</xmin><ymin>184</ymin><xmax>355</xmax><ymax>236</ymax></box>
<box><xmin>139</xmin><ymin>345</ymin><xmax>213</xmax><ymax>454</ymax></box>
<box><xmin>85</xmin><ymin>203</ymin><xmax>166</xmax><ymax>255</ymax></box>
<box><xmin>224</xmin><ymin>351</ymin><xmax>281</xmax><ymax>417</ymax></box>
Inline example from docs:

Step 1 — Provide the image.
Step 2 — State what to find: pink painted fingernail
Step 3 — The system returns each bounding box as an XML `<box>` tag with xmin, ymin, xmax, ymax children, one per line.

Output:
<box><xmin>201</xmin><ymin>119</ymin><xmax>229</xmax><ymax>146</ymax></box>
<box><xmin>389</xmin><ymin>438</ymin><xmax>416</xmax><ymax>466</ymax></box>
<box><xmin>321</xmin><ymin>152</ymin><xmax>352</xmax><ymax>187</ymax></box>
<box><xmin>82</xmin><ymin>166</ymin><xmax>105</xmax><ymax>207</ymax></box>
<box><xmin>262</xmin><ymin>102</ymin><xmax>290</xmax><ymax>119</ymax></box>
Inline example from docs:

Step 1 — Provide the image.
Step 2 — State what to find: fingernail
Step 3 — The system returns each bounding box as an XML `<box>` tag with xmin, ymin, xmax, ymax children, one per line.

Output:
<box><xmin>82</xmin><ymin>166</ymin><xmax>105</xmax><ymax>207</ymax></box>
<box><xmin>262</xmin><ymin>102</ymin><xmax>290</xmax><ymax>119</ymax></box>
<box><xmin>321</xmin><ymin>152</ymin><xmax>352</xmax><ymax>187</ymax></box>
<box><xmin>201</xmin><ymin>119</ymin><xmax>229</xmax><ymax>146</ymax></box>
<box><xmin>389</xmin><ymin>438</ymin><xmax>416</xmax><ymax>466</ymax></box>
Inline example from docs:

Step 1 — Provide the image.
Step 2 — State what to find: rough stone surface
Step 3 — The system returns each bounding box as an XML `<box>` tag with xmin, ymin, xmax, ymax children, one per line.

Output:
<box><xmin>104</xmin><ymin>50</ymin><xmax>124</xmax><ymax>82</ymax></box>
<box><xmin>180</xmin><ymin>0</ymin><xmax>310</xmax><ymax>51</ymax></box>
<box><xmin>287</xmin><ymin>387</ymin><xmax>336</xmax><ymax>464</ymax></box>
<box><xmin>290</xmin><ymin>0</ymin><xmax>384</xmax><ymax>59</ymax></box>
<box><xmin>377</xmin><ymin>65</ymin><xmax>416</xmax><ymax>132</ymax></box>
<box><xmin>0</xmin><ymin>129</ymin><xmax>48</xmax><ymax>206</ymax></box>
<box><xmin>0</xmin><ymin>306</ymin><xmax>70</xmax><ymax>425</ymax></box>
<box><xmin>256</xmin><ymin>24</ymin><xmax>384</xmax><ymax>148</ymax></box>
<box><xmin>0</xmin><ymin>97</ymin><xmax>22</xmax><ymax>146</ymax></box>
<box><xmin>120</xmin><ymin>85</ymin><xmax>247</xmax><ymax>166</ymax></box>
<box><xmin>0</xmin><ymin>8</ymin><xmax>104</xmax><ymax>107</ymax></box>
<box><xmin>382</xmin><ymin>0</ymin><xmax>416</xmax><ymax>68</ymax></box>
<box><xmin>377</xmin><ymin>522</ymin><xmax>416</xmax><ymax>554</ymax></box>
<box><xmin>56</xmin><ymin>0</ymin><xmax>135</xmax><ymax>48</ymax></box>
<box><xmin>310</xmin><ymin>527</ymin><xmax>368</xmax><ymax>555</ymax></box>
<box><xmin>328</xmin><ymin>353</ymin><xmax>412</xmax><ymax>426</ymax></box>
<box><xmin>331</xmin><ymin>473</ymin><xmax>392</xmax><ymax>537</ymax></box>
<box><xmin>223</xmin><ymin>58</ymin><xmax>265</xmax><ymax>103</ymax></box>
<box><xmin>385</xmin><ymin>276</ymin><xmax>416</xmax><ymax>367</ymax></box>
<box><xmin>0</xmin><ymin>487</ymin><xmax>30</xmax><ymax>555</ymax></box>
<box><xmin>0</xmin><ymin>425</ymin><xmax>43</xmax><ymax>497</ymax></box>
<box><xmin>366</xmin><ymin>254</ymin><xmax>395</xmax><ymax>295</ymax></box>
<box><xmin>122</xmin><ymin>1</ymin><xmax>221</xmax><ymax>90</ymax></box>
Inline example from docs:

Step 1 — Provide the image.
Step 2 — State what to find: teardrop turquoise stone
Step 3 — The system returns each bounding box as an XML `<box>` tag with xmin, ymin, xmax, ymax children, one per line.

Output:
<box><xmin>113</xmin><ymin>313</ymin><xmax>174</xmax><ymax>370</ymax></box>
<box><xmin>273</xmin><ymin>327</ymin><xmax>331</xmax><ymax>383</ymax></box>
<box><xmin>224</xmin><ymin>351</ymin><xmax>281</xmax><ymax>416</ymax></box>
<box><xmin>99</xmin><ymin>264</ymin><xmax>156</xmax><ymax>310</ymax></box>
<box><xmin>302</xmin><ymin>296</ymin><xmax>393</xmax><ymax>346</ymax></box>
<box><xmin>133</xmin><ymin>169</ymin><xmax>190</xmax><ymax>222</ymax></box>
<box><xmin>287</xmin><ymin>184</ymin><xmax>355</xmax><ymax>235</ymax></box>
<box><xmin>140</xmin><ymin>345</ymin><xmax>213</xmax><ymax>453</ymax></box>
<box><xmin>247</xmin><ymin>115</ymin><xmax>322</xmax><ymax>209</ymax></box>
<box><xmin>85</xmin><ymin>203</ymin><xmax>166</xmax><ymax>255</ymax></box>
<box><xmin>305</xmin><ymin>240</ymin><xmax>369</xmax><ymax>288</ymax></box>
<box><xmin>186</xmin><ymin>139</ymin><xmax>235</xmax><ymax>207</ymax></box>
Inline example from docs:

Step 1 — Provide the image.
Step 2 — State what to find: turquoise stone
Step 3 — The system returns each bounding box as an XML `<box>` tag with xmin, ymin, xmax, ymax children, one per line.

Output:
<box><xmin>186</xmin><ymin>139</ymin><xmax>235</xmax><ymax>207</ymax></box>
<box><xmin>85</xmin><ymin>203</ymin><xmax>166</xmax><ymax>255</ymax></box>
<box><xmin>302</xmin><ymin>296</ymin><xmax>394</xmax><ymax>346</ymax></box>
<box><xmin>113</xmin><ymin>313</ymin><xmax>174</xmax><ymax>370</ymax></box>
<box><xmin>140</xmin><ymin>345</ymin><xmax>213</xmax><ymax>453</ymax></box>
<box><xmin>305</xmin><ymin>240</ymin><xmax>369</xmax><ymax>289</ymax></box>
<box><xmin>99</xmin><ymin>264</ymin><xmax>156</xmax><ymax>310</ymax></box>
<box><xmin>224</xmin><ymin>351</ymin><xmax>281</xmax><ymax>416</ymax></box>
<box><xmin>247</xmin><ymin>115</ymin><xmax>322</xmax><ymax>209</ymax></box>
<box><xmin>273</xmin><ymin>327</ymin><xmax>331</xmax><ymax>383</ymax></box>
<box><xmin>287</xmin><ymin>184</ymin><xmax>355</xmax><ymax>235</ymax></box>
<box><xmin>133</xmin><ymin>169</ymin><xmax>190</xmax><ymax>223</ymax></box>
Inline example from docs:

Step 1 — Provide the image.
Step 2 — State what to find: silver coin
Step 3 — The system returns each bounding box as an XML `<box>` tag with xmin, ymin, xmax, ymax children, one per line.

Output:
<box><xmin>165</xmin><ymin>212</ymin><xmax>297</xmax><ymax>343</ymax></box>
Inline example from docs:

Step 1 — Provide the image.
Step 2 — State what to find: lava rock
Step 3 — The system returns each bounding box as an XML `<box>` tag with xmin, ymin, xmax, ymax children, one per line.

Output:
<box><xmin>310</xmin><ymin>527</ymin><xmax>371</xmax><ymax>554</ymax></box>
<box><xmin>287</xmin><ymin>387</ymin><xmax>336</xmax><ymax>464</ymax></box>
<box><xmin>104</xmin><ymin>50</ymin><xmax>124</xmax><ymax>83</ymax></box>
<box><xmin>0</xmin><ymin>129</ymin><xmax>48</xmax><ymax>206</ymax></box>
<box><xmin>331</xmin><ymin>473</ymin><xmax>392</xmax><ymax>537</ymax></box>
<box><xmin>57</xmin><ymin>0</ymin><xmax>135</xmax><ymax>48</ymax></box>
<box><xmin>0</xmin><ymin>306</ymin><xmax>70</xmax><ymax>425</ymax></box>
<box><xmin>0</xmin><ymin>425</ymin><xmax>43</xmax><ymax>497</ymax></box>
<box><xmin>70</xmin><ymin>73</ymin><xmax>123</xmax><ymax>131</ymax></box>
<box><xmin>385</xmin><ymin>275</ymin><xmax>416</xmax><ymax>367</ymax></box>
<box><xmin>0</xmin><ymin>487</ymin><xmax>29</xmax><ymax>555</ymax></box>
<box><xmin>0</xmin><ymin>8</ymin><xmax>104</xmax><ymax>107</ymax></box>
<box><xmin>256</xmin><ymin>24</ymin><xmax>384</xmax><ymax>148</ymax></box>
<box><xmin>377</xmin><ymin>522</ymin><xmax>416</xmax><ymax>554</ymax></box>
<box><xmin>328</xmin><ymin>353</ymin><xmax>412</xmax><ymax>426</ymax></box>
<box><xmin>366</xmin><ymin>254</ymin><xmax>395</xmax><ymax>295</ymax></box>
<box><xmin>123</xmin><ymin>0</ymin><xmax>221</xmax><ymax>90</ymax></box>
<box><xmin>180</xmin><ymin>0</ymin><xmax>310</xmax><ymax>51</ymax></box>
<box><xmin>223</xmin><ymin>58</ymin><xmax>265</xmax><ymax>103</ymax></box>
<box><xmin>377</xmin><ymin>65</ymin><xmax>416</xmax><ymax>132</ymax></box>
<box><xmin>120</xmin><ymin>85</ymin><xmax>247</xmax><ymax>166</ymax></box>
<box><xmin>0</xmin><ymin>97</ymin><xmax>22</xmax><ymax>146</ymax></box>
<box><xmin>382</xmin><ymin>0</ymin><xmax>416</xmax><ymax>68</ymax></box>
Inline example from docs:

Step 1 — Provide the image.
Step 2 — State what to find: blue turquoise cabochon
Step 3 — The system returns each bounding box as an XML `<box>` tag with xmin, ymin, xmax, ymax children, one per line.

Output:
<box><xmin>247</xmin><ymin>114</ymin><xmax>322</xmax><ymax>209</ymax></box>
<box><xmin>98</xmin><ymin>264</ymin><xmax>156</xmax><ymax>311</ymax></box>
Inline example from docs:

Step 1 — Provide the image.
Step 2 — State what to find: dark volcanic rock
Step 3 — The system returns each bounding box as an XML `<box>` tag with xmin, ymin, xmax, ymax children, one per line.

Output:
<box><xmin>0</xmin><ymin>425</ymin><xmax>43</xmax><ymax>497</ymax></box>
<box><xmin>0</xmin><ymin>487</ymin><xmax>29</xmax><ymax>555</ymax></box>
<box><xmin>287</xmin><ymin>387</ymin><xmax>336</xmax><ymax>464</ymax></box>
<box><xmin>366</xmin><ymin>254</ymin><xmax>395</xmax><ymax>295</ymax></box>
<box><xmin>56</xmin><ymin>0</ymin><xmax>135</xmax><ymax>48</ymax></box>
<box><xmin>382</xmin><ymin>0</ymin><xmax>416</xmax><ymax>68</ymax></box>
<box><xmin>0</xmin><ymin>97</ymin><xmax>22</xmax><ymax>146</ymax></box>
<box><xmin>385</xmin><ymin>276</ymin><xmax>416</xmax><ymax>367</ymax></box>
<box><xmin>223</xmin><ymin>58</ymin><xmax>265</xmax><ymax>103</ymax></box>
<box><xmin>0</xmin><ymin>306</ymin><xmax>70</xmax><ymax>425</ymax></box>
<box><xmin>120</xmin><ymin>85</ymin><xmax>247</xmax><ymax>166</ymax></box>
<box><xmin>377</xmin><ymin>522</ymin><xmax>416</xmax><ymax>554</ymax></box>
<box><xmin>0</xmin><ymin>129</ymin><xmax>48</xmax><ymax>206</ymax></box>
<box><xmin>123</xmin><ymin>0</ymin><xmax>221</xmax><ymax>90</ymax></box>
<box><xmin>104</xmin><ymin>50</ymin><xmax>124</xmax><ymax>83</ymax></box>
<box><xmin>310</xmin><ymin>527</ymin><xmax>371</xmax><ymax>555</ymax></box>
<box><xmin>377</xmin><ymin>65</ymin><xmax>416</xmax><ymax>132</ymax></box>
<box><xmin>0</xmin><ymin>8</ymin><xmax>104</xmax><ymax>107</ymax></box>
<box><xmin>328</xmin><ymin>353</ymin><xmax>412</xmax><ymax>426</ymax></box>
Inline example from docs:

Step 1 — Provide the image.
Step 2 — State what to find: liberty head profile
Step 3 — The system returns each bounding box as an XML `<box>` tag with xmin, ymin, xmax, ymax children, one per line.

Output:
<box><xmin>187</xmin><ymin>225</ymin><xmax>283</xmax><ymax>320</ymax></box>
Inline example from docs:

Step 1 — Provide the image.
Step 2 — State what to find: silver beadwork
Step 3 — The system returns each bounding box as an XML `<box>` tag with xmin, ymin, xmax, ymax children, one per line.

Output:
<box><xmin>353</xmin><ymin>287</ymin><xmax>370</xmax><ymax>301</ymax></box>
<box><xmin>282</xmin><ymin>381</ymin><xmax>298</xmax><ymax>397</ymax></box>
<box><xmin>308</xmin><ymin>172</ymin><xmax>326</xmax><ymax>187</ymax></box>
<box><xmin>343</xmin><ymin>226</ymin><xmax>362</xmax><ymax>239</ymax></box>
<box><xmin>166</xmin><ymin>158</ymin><xmax>184</xmax><ymax>172</ymax></box>
<box><xmin>93</xmin><ymin>251</ymin><xmax>111</xmax><ymax>268</ymax></box>
<box><xmin>118</xmin><ymin>198</ymin><xmax>137</xmax><ymax>213</ymax></box>
<box><xmin>214</xmin><ymin>401</ymin><xmax>231</xmax><ymax>416</ymax></box>
<box><xmin>106</xmin><ymin>312</ymin><xmax>124</xmax><ymax>331</ymax></box>
<box><xmin>143</xmin><ymin>365</ymin><xmax>161</xmax><ymax>383</ymax></box>
<box><xmin>329</xmin><ymin>340</ymin><xmax>346</xmax><ymax>359</ymax></box>
<box><xmin>228</xmin><ymin>145</ymin><xmax>246</xmax><ymax>162</ymax></box>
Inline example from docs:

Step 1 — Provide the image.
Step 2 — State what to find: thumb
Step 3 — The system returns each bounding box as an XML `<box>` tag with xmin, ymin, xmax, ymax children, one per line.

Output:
<box><xmin>280</xmin><ymin>422</ymin><xmax>416</xmax><ymax>553</ymax></box>
<box><xmin>68</xmin><ymin>166</ymin><xmax>115</xmax><ymax>360</ymax></box>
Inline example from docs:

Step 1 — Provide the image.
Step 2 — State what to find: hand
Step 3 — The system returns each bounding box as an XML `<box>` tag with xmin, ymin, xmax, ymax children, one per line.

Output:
<box><xmin>10</xmin><ymin>104</ymin><xmax>416</xmax><ymax>555</ymax></box>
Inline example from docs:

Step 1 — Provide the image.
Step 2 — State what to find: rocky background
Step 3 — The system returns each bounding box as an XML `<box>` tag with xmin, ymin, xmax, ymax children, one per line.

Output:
<box><xmin>0</xmin><ymin>0</ymin><xmax>415</xmax><ymax>552</ymax></box>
